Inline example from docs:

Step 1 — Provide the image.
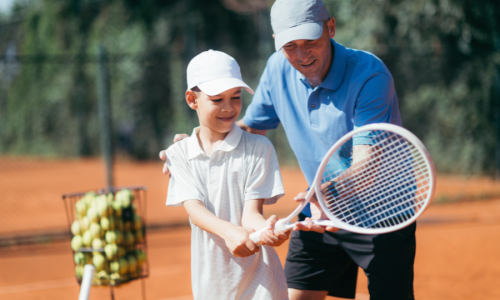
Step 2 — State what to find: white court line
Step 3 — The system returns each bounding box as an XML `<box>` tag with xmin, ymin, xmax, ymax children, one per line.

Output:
<box><xmin>0</xmin><ymin>264</ymin><xmax>186</xmax><ymax>295</ymax></box>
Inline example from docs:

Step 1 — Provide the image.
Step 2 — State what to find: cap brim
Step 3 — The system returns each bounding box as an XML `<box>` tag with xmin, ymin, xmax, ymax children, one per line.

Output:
<box><xmin>274</xmin><ymin>21</ymin><xmax>324</xmax><ymax>51</ymax></box>
<box><xmin>197</xmin><ymin>77</ymin><xmax>254</xmax><ymax>96</ymax></box>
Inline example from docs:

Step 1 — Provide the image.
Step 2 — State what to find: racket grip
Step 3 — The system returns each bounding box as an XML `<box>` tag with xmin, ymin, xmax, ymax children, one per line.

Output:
<box><xmin>249</xmin><ymin>227</ymin><xmax>269</xmax><ymax>246</ymax></box>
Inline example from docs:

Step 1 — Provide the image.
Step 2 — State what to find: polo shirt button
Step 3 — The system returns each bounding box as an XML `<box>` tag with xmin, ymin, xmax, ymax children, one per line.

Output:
<box><xmin>311</xmin><ymin>104</ymin><xmax>315</xmax><ymax>108</ymax></box>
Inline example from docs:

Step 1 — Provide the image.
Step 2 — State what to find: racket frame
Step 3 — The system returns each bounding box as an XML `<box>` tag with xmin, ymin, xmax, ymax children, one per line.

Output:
<box><xmin>252</xmin><ymin>123</ymin><xmax>436</xmax><ymax>243</ymax></box>
<box><xmin>313</xmin><ymin>123</ymin><xmax>436</xmax><ymax>234</ymax></box>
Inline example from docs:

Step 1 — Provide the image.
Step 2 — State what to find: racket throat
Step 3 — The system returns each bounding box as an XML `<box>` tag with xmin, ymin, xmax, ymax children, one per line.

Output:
<box><xmin>275</xmin><ymin>219</ymin><xmax>294</xmax><ymax>232</ymax></box>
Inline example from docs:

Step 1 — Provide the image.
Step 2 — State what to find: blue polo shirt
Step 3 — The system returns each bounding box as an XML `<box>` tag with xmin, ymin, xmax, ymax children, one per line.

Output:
<box><xmin>242</xmin><ymin>39</ymin><xmax>402</xmax><ymax>216</ymax></box>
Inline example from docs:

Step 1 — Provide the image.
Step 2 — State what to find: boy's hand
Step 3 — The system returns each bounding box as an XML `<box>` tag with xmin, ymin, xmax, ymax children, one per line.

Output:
<box><xmin>223</xmin><ymin>225</ymin><xmax>260</xmax><ymax>258</ymax></box>
<box><xmin>159</xmin><ymin>134</ymin><xmax>189</xmax><ymax>175</ymax></box>
<box><xmin>259</xmin><ymin>215</ymin><xmax>290</xmax><ymax>247</ymax></box>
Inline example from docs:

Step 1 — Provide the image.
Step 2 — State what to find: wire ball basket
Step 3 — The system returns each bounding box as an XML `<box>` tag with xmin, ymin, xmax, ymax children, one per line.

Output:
<box><xmin>62</xmin><ymin>186</ymin><xmax>149</xmax><ymax>299</ymax></box>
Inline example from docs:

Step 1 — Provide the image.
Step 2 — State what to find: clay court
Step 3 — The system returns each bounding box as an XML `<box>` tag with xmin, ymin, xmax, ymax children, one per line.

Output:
<box><xmin>0</xmin><ymin>157</ymin><xmax>500</xmax><ymax>300</ymax></box>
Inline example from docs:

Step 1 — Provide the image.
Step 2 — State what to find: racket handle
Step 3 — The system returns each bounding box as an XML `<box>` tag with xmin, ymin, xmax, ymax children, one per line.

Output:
<box><xmin>79</xmin><ymin>264</ymin><xmax>95</xmax><ymax>300</ymax></box>
<box><xmin>249</xmin><ymin>227</ymin><xmax>269</xmax><ymax>245</ymax></box>
<box><xmin>249</xmin><ymin>219</ymin><xmax>295</xmax><ymax>245</ymax></box>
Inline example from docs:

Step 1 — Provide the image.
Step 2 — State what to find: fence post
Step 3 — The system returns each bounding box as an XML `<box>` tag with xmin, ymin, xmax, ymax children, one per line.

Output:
<box><xmin>96</xmin><ymin>45</ymin><xmax>114</xmax><ymax>189</ymax></box>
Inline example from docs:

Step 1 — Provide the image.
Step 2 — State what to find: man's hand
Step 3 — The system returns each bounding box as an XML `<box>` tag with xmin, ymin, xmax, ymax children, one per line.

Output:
<box><xmin>159</xmin><ymin>134</ymin><xmax>189</xmax><ymax>175</ymax></box>
<box><xmin>292</xmin><ymin>190</ymin><xmax>339</xmax><ymax>233</ymax></box>
<box><xmin>222</xmin><ymin>226</ymin><xmax>260</xmax><ymax>257</ymax></box>
<box><xmin>258</xmin><ymin>215</ymin><xmax>291</xmax><ymax>247</ymax></box>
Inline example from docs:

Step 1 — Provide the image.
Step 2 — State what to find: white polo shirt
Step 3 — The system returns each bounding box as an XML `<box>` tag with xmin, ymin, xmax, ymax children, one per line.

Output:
<box><xmin>166</xmin><ymin>123</ymin><xmax>288</xmax><ymax>300</ymax></box>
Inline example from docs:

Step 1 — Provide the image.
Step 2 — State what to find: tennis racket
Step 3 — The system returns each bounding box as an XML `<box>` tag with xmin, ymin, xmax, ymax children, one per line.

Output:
<box><xmin>250</xmin><ymin>123</ymin><xmax>436</xmax><ymax>244</ymax></box>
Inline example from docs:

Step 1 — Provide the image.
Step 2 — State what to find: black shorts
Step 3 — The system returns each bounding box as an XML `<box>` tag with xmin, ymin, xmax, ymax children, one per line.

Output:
<box><xmin>284</xmin><ymin>214</ymin><xmax>416</xmax><ymax>300</ymax></box>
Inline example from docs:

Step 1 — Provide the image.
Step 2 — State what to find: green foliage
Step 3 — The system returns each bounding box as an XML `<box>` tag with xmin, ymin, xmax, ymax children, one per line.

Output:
<box><xmin>325</xmin><ymin>0</ymin><xmax>500</xmax><ymax>175</ymax></box>
<box><xmin>1</xmin><ymin>0</ymin><xmax>499</xmax><ymax>175</ymax></box>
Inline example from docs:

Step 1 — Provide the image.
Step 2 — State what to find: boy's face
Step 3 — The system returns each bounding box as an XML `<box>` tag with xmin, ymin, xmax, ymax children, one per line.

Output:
<box><xmin>187</xmin><ymin>87</ymin><xmax>242</xmax><ymax>135</ymax></box>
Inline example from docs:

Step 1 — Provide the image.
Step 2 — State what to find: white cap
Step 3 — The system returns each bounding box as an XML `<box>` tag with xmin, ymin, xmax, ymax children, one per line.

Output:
<box><xmin>271</xmin><ymin>0</ymin><xmax>330</xmax><ymax>51</ymax></box>
<box><xmin>186</xmin><ymin>50</ymin><xmax>254</xmax><ymax>96</ymax></box>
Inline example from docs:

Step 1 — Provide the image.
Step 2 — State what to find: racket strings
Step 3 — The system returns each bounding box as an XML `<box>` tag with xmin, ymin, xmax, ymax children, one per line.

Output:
<box><xmin>339</xmin><ymin>152</ymin><xmax>429</xmax><ymax>227</ymax></box>
<box><xmin>331</xmin><ymin>148</ymin><xmax>426</xmax><ymax>226</ymax></box>
<box><xmin>321</xmin><ymin>131</ymin><xmax>431</xmax><ymax>228</ymax></box>
<box><xmin>329</xmin><ymin>153</ymin><xmax>428</xmax><ymax>217</ymax></box>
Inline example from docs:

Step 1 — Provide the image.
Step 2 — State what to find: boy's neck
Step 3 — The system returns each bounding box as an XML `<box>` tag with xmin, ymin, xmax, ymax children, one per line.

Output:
<box><xmin>196</xmin><ymin>125</ymin><xmax>230</xmax><ymax>156</ymax></box>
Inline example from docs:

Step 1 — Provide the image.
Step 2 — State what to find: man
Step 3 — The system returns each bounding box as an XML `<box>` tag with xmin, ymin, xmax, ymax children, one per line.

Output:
<box><xmin>161</xmin><ymin>0</ymin><xmax>415</xmax><ymax>299</ymax></box>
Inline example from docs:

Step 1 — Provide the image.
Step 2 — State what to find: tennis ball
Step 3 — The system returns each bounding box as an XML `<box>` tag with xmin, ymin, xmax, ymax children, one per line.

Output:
<box><xmin>118</xmin><ymin>258</ymin><xmax>128</xmax><ymax>275</ymax></box>
<box><xmin>74</xmin><ymin>252</ymin><xmax>86</xmax><ymax>265</ymax></box>
<box><xmin>124</xmin><ymin>221</ymin><xmax>132</xmax><ymax>232</ymax></box>
<box><xmin>110</xmin><ymin>261</ymin><xmax>120</xmax><ymax>273</ymax></box>
<box><xmin>82</xmin><ymin>230</ymin><xmax>92</xmax><ymax>247</ymax></box>
<box><xmin>93</xmin><ymin>253</ymin><xmax>105</xmax><ymax>272</ymax></box>
<box><xmin>105</xmin><ymin>231</ymin><xmax>117</xmax><ymax>244</ymax></box>
<box><xmin>90</xmin><ymin>222</ymin><xmax>101</xmax><ymax>238</ymax></box>
<box><xmin>117</xmin><ymin>190</ymin><xmax>133</xmax><ymax>208</ymax></box>
<box><xmin>97</xmin><ymin>196</ymin><xmax>109</xmax><ymax>217</ymax></box>
<box><xmin>92</xmin><ymin>238</ymin><xmax>104</xmax><ymax>250</ymax></box>
<box><xmin>135</xmin><ymin>230</ymin><xmax>144</xmax><ymax>244</ymax></box>
<box><xmin>96</xmin><ymin>270</ymin><xmax>109</xmax><ymax>285</ymax></box>
<box><xmin>109</xmin><ymin>272</ymin><xmax>120</xmax><ymax>282</ymax></box>
<box><xmin>71</xmin><ymin>220</ymin><xmax>82</xmax><ymax>236</ymax></box>
<box><xmin>136</xmin><ymin>250</ymin><xmax>146</xmax><ymax>266</ymax></box>
<box><xmin>87</xmin><ymin>207</ymin><xmax>98</xmax><ymax>223</ymax></box>
<box><xmin>115</xmin><ymin>218</ymin><xmax>123</xmax><ymax>231</ymax></box>
<box><xmin>112</xmin><ymin>201</ymin><xmax>122</xmax><ymax>217</ymax></box>
<box><xmin>104</xmin><ymin>244</ymin><xmax>118</xmax><ymax>260</ymax></box>
<box><xmin>100</xmin><ymin>217</ymin><xmax>110</xmax><ymax>231</ymax></box>
<box><xmin>75</xmin><ymin>200</ymin><xmax>87</xmax><ymax>218</ymax></box>
<box><xmin>80</xmin><ymin>216</ymin><xmax>90</xmax><ymax>231</ymax></box>
<box><xmin>71</xmin><ymin>235</ymin><xmax>83</xmax><ymax>252</ymax></box>
<box><xmin>75</xmin><ymin>265</ymin><xmax>83</xmax><ymax>279</ymax></box>
<box><xmin>118</xmin><ymin>246</ymin><xmax>126</xmax><ymax>258</ymax></box>
<box><xmin>115</xmin><ymin>231</ymin><xmax>124</xmax><ymax>245</ymax></box>
<box><xmin>124</xmin><ymin>231</ymin><xmax>134</xmax><ymax>246</ymax></box>
<box><xmin>127</xmin><ymin>256</ymin><xmax>137</xmax><ymax>273</ymax></box>
<box><xmin>133</xmin><ymin>215</ymin><xmax>142</xmax><ymax>231</ymax></box>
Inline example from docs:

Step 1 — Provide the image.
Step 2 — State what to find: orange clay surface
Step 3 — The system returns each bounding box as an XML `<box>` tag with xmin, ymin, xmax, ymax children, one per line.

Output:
<box><xmin>0</xmin><ymin>157</ymin><xmax>500</xmax><ymax>299</ymax></box>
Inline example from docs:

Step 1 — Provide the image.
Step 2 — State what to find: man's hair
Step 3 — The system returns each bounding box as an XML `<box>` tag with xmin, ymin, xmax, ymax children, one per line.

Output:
<box><xmin>191</xmin><ymin>86</ymin><xmax>201</xmax><ymax>92</ymax></box>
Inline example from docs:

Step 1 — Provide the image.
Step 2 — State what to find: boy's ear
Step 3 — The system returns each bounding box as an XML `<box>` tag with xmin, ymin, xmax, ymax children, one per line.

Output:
<box><xmin>186</xmin><ymin>90</ymin><xmax>198</xmax><ymax>110</ymax></box>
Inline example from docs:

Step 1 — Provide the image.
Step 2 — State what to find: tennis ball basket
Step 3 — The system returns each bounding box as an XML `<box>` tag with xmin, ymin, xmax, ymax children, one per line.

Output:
<box><xmin>62</xmin><ymin>186</ymin><xmax>149</xmax><ymax>299</ymax></box>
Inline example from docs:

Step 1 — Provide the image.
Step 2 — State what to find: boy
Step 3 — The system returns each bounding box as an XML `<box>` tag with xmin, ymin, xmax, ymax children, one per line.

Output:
<box><xmin>165</xmin><ymin>50</ymin><xmax>289</xmax><ymax>300</ymax></box>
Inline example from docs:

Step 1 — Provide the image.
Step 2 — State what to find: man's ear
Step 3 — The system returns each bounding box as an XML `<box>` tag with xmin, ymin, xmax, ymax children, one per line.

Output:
<box><xmin>272</xmin><ymin>34</ymin><xmax>275</xmax><ymax>39</ymax></box>
<box><xmin>328</xmin><ymin>17</ymin><xmax>336</xmax><ymax>38</ymax></box>
<box><xmin>186</xmin><ymin>91</ymin><xmax>198</xmax><ymax>110</ymax></box>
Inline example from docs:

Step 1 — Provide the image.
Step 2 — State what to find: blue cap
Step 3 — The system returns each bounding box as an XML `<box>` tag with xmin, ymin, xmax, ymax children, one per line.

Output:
<box><xmin>271</xmin><ymin>0</ymin><xmax>330</xmax><ymax>51</ymax></box>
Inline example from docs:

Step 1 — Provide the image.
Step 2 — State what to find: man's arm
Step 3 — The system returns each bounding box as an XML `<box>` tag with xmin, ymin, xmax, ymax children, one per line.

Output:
<box><xmin>236</xmin><ymin>120</ymin><xmax>268</xmax><ymax>136</ymax></box>
<box><xmin>183</xmin><ymin>200</ymin><xmax>260</xmax><ymax>257</ymax></box>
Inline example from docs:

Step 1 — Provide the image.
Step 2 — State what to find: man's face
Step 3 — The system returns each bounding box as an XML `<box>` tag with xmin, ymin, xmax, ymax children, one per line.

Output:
<box><xmin>281</xmin><ymin>19</ymin><xmax>336</xmax><ymax>81</ymax></box>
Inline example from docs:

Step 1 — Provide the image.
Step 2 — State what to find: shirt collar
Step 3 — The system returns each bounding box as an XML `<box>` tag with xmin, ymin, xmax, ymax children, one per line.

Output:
<box><xmin>186</xmin><ymin>123</ymin><xmax>243</xmax><ymax>159</ymax></box>
<box><xmin>319</xmin><ymin>40</ymin><xmax>347</xmax><ymax>91</ymax></box>
<box><xmin>297</xmin><ymin>39</ymin><xmax>348</xmax><ymax>91</ymax></box>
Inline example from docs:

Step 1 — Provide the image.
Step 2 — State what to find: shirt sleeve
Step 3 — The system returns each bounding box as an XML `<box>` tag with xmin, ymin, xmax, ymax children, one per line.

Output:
<box><xmin>165</xmin><ymin>147</ymin><xmax>204</xmax><ymax>207</ymax></box>
<box><xmin>353</xmin><ymin>72</ymin><xmax>402</xmax><ymax>129</ymax></box>
<box><xmin>242</xmin><ymin>56</ymin><xmax>281</xmax><ymax>130</ymax></box>
<box><xmin>244</xmin><ymin>137</ymin><xmax>285</xmax><ymax>205</ymax></box>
